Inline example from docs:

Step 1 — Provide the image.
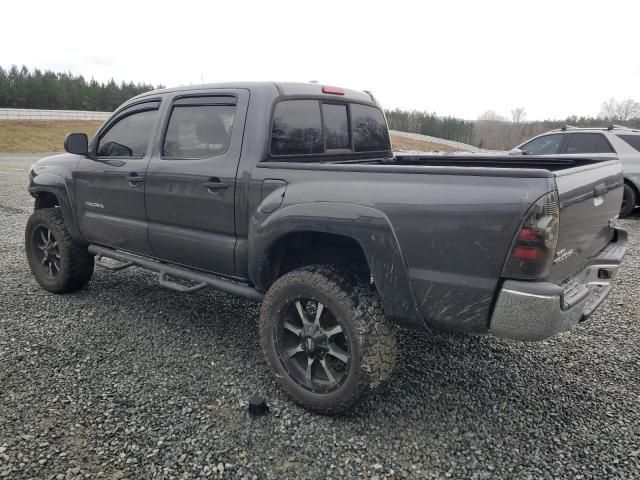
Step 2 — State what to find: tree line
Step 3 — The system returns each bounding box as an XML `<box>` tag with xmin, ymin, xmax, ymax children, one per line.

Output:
<box><xmin>0</xmin><ymin>65</ymin><xmax>161</xmax><ymax>111</ymax></box>
<box><xmin>388</xmin><ymin>99</ymin><xmax>640</xmax><ymax>150</ymax></box>
<box><xmin>385</xmin><ymin>109</ymin><xmax>474</xmax><ymax>144</ymax></box>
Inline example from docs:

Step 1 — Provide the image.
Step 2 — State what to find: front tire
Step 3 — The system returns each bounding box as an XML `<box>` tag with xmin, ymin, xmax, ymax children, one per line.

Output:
<box><xmin>259</xmin><ymin>265</ymin><xmax>396</xmax><ymax>414</ymax></box>
<box><xmin>620</xmin><ymin>183</ymin><xmax>636</xmax><ymax>218</ymax></box>
<box><xmin>25</xmin><ymin>208</ymin><xmax>94</xmax><ymax>293</ymax></box>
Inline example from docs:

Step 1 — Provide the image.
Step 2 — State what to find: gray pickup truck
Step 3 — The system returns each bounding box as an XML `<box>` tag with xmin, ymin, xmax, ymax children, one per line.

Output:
<box><xmin>26</xmin><ymin>82</ymin><xmax>627</xmax><ymax>413</ymax></box>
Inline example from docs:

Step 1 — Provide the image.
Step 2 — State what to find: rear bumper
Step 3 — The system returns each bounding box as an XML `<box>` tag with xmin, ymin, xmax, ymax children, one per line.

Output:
<box><xmin>490</xmin><ymin>228</ymin><xmax>627</xmax><ymax>341</ymax></box>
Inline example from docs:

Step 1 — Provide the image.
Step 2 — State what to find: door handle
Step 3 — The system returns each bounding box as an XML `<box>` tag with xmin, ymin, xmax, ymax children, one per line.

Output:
<box><xmin>593</xmin><ymin>183</ymin><xmax>607</xmax><ymax>197</ymax></box>
<box><xmin>202</xmin><ymin>179</ymin><xmax>228</xmax><ymax>192</ymax></box>
<box><xmin>125</xmin><ymin>173</ymin><xmax>144</xmax><ymax>184</ymax></box>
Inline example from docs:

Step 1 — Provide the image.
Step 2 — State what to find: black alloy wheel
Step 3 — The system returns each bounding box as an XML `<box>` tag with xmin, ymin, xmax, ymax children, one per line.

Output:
<box><xmin>275</xmin><ymin>298</ymin><xmax>350</xmax><ymax>393</ymax></box>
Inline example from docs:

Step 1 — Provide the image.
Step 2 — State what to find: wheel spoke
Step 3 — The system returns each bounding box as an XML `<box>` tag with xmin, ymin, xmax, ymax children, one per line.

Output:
<box><xmin>314</xmin><ymin>302</ymin><xmax>324</xmax><ymax>325</ymax></box>
<box><xmin>324</xmin><ymin>324</ymin><xmax>343</xmax><ymax>338</ymax></box>
<box><xmin>52</xmin><ymin>260</ymin><xmax>60</xmax><ymax>272</ymax></box>
<box><xmin>47</xmin><ymin>230</ymin><xmax>53</xmax><ymax>242</ymax></box>
<box><xmin>37</xmin><ymin>244</ymin><xmax>46</xmax><ymax>251</ymax></box>
<box><xmin>327</xmin><ymin>344</ymin><xmax>349</xmax><ymax>363</ymax></box>
<box><xmin>40</xmin><ymin>230</ymin><xmax>47</xmax><ymax>244</ymax></box>
<box><xmin>283</xmin><ymin>321</ymin><xmax>302</xmax><ymax>336</ymax></box>
<box><xmin>48</xmin><ymin>262</ymin><xmax>53</xmax><ymax>276</ymax></box>
<box><xmin>295</xmin><ymin>301</ymin><xmax>311</xmax><ymax>326</ymax></box>
<box><xmin>287</xmin><ymin>344</ymin><xmax>304</xmax><ymax>358</ymax></box>
<box><xmin>319</xmin><ymin>358</ymin><xmax>336</xmax><ymax>383</ymax></box>
<box><xmin>305</xmin><ymin>356</ymin><xmax>314</xmax><ymax>382</ymax></box>
<box><xmin>41</xmin><ymin>256</ymin><xmax>47</xmax><ymax>265</ymax></box>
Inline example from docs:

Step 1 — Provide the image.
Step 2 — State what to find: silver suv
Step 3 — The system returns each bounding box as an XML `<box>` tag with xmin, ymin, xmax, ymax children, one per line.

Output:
<box><xmin>510</xmin><ymin>126</ymin><xmax>640</xmax><ymax>216</ymax></box>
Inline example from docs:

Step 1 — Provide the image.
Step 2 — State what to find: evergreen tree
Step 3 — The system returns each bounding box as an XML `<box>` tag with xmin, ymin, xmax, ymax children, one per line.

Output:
<box><xmin>0</xmin><ymin>65</ymin><xmax>162</xmax><ymax>111</ymax></box>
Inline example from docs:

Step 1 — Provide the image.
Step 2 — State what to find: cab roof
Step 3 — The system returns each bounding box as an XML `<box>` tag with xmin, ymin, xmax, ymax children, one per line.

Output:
<box><xmin>133</xmin><ymin>81</ymin><xmax>376</xmax><ymax>104</ymax></box>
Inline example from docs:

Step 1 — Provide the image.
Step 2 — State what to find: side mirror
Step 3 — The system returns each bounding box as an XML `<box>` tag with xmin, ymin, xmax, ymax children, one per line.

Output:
<box><xmin>64</xmin><ymin>133</ymin><xmax>89</xmax><ymax>155</ymax></box>
<box><xmin>508</xmin><ymin>148</ymin><xmax>524</xmax><ymax>156</ymax></box>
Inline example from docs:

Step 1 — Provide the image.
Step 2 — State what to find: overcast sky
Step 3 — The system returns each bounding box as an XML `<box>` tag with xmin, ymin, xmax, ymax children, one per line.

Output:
<box><xmin>3</xmin><ymin>0</ymin><xmax>638</xmax><ymax>120</ymax></box>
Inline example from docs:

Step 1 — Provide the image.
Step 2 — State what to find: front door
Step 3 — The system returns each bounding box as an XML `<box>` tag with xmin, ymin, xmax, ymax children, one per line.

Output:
<box><xmin>145</xmin><ymin>90</ymin><xmax>248</xmax><ymax>275</ymax></box>
<box><xmin>75</xmin><ymin>100</ymin><xmax>161</xmax><ymax>255</ymax></box>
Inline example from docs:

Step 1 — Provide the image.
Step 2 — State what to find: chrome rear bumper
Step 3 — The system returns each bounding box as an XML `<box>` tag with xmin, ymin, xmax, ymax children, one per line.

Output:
<box><xmin>490</xmin><ymin>228</ymin><xmax>627</xmax><ymax>341</ymax></box>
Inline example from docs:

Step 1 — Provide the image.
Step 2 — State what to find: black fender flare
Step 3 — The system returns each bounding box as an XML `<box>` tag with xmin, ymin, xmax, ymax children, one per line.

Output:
<box><xmin>29</xmin><ymin>172</ymin><xmax>86</xmax><ymax>244</ymax></box>
<box><xmin>248</xmin><ymin>202</ymin><xmax>424</xmax><ymax>328</ymax></box>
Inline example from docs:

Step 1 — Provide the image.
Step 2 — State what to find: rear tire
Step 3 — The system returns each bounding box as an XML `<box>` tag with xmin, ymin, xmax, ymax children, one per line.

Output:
<box><xmin>259</xmin><ymin>265</ymin><xmax>396</xmax><ymax>414</ymax></box>
<box><xmin>620</xmin><ymin>183</ymin><xmax>636</xmax><ymax>218</ymax></box>
<box><xmin>25</xmin><ymin>208</ymin><xmax>94</xmax><ymax>293</ymax></box>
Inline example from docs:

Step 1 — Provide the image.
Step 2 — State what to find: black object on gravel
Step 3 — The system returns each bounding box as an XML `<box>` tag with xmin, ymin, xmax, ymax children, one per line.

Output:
<box><xmin>248</xmin><ymin>396</ymin><xmax>269</xmax><ymax>417</ymax></box>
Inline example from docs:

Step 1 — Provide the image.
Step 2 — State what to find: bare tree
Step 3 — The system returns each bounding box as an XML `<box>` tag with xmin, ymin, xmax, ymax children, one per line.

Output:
<box><xmin>511</xmin><ymin>107</ymin><xmax>526</xmax><ymax>124</ymax></box>
<box><xmin>600</xmin><ymin>98</ymin><xmax>617</xmax><ymax>120</ymax></box>
<box><xmin>600</xmin><ymin>97</ymin><xmax>640</xmax><ymax>122</ymax></box>
<box><xmin>617</xmin><ymin>99</ymin><xmax>640</xmax><ymax>122</ymax></box>
<box><xmin>477</xmin><ymin>110</ymin><xmax>505</xmax><ymax>122</ymax></box>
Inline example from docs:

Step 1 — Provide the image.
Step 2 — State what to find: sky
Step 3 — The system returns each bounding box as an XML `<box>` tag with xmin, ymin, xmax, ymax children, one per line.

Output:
<box><xmin>2</xmin><ymin>0</ymin><xmax>639</xmax><ymax>121</ymax></box>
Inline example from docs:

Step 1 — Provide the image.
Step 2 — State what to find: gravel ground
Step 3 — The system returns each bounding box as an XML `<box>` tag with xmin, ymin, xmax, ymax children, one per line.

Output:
<box><xmin>1</xmin><ymin>154</ymin><xmax>639</xmax><ymax>480</ymax></box>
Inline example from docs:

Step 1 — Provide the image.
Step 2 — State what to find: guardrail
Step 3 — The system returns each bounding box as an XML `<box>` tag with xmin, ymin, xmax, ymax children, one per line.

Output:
<box><xmin>0</xmin><ymin>108</ymin><xmax>111</xmax><ymax>121</ymax></box>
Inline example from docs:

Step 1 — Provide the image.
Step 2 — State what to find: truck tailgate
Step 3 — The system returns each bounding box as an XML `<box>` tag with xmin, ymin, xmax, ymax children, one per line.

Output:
<box><xmin>548</xmin><ymin>160</ymin><xmax>623</xmax><ymax>283</ymax></box>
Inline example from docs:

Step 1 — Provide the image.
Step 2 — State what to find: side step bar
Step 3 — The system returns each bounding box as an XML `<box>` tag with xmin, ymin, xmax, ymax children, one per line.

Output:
<box><xmin>88</xmin><ymin>245</ymin><xmax>264</xmax><ymax>302</ymax></box>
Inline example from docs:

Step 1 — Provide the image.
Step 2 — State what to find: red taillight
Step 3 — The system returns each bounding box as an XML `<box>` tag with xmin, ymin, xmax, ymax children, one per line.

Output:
<box><xmin>503</xmin><ymin>191</ymin><xmax>560</xmax><ymax>279</ymax></box>
<box><xmin>322</xmin><ymin>85</ymin><xmax>345</xmax><ymax>95</ymax></box>
<box><xmin>512</xmin><ymin>247</ymin><xmax>539</xmax><ymax>261</ymax></box>
<box><xmin>517</xmin><ymin>227</ymin><xmax>541</xmax><ymax>242</ymax></box>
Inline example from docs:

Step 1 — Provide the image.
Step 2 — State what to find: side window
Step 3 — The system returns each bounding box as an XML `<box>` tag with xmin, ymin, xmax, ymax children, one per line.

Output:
<box><xmin>351</xmin><ymin>104</ymin><xmax>391</xmax><ymax>152</ymax></box>
<box><xmin>521</xmin><ymin>134</ymin><xmax>563</xmax><ymax>155</ymax></box>
<box><xmin>163</xmin><ymin>104</ymin><xmax>236</xmax><ymax>159</ymax></box>
<box><xmin>617</xmin><ymin>134</ymin><xmax>640</xmax><ymax>152</ymax></box>
<box><xmin>97</xmin><ymin>109</ymin><xmax>157</xmax><ymax>157</ymax></box>
<box><xmin>271</xmin><ymin>100</ymin><xmax>323</xmax><ymax>155</ymax></box>
<box><xmin>323</xmin><ymin>103</ymin><xmax>350</xmax><ymax>150</ymax></box>
<box><xmin>566</xmin><ymin>133</ymin><xmax>614</xmax><ymax>154</ymax></box>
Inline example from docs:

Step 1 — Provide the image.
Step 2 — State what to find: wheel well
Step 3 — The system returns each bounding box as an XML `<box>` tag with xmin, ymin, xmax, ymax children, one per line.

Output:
<box><xmin>34</xmin><ymin>191</ymin><xmax>59</xmax><ymax>210</ymax></box>
<box><xmin>268</xmin><ymin>232</ymin><xmax>370</xmax><ymax>286</ymax></box>
<box><xmin>624</xmin><ymin>179</ymin><xmax>639</xmax><ymax>206</ymax></box>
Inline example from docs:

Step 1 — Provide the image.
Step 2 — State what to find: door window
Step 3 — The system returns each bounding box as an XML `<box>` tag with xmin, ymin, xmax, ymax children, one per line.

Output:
<box><xmin>617</xmin><ymin>134</ymin><xmax>640</xmax><ymax>152</ymax></box>
<box><xmin>163</xmin><ymin>104</ymin><xmax>236</xmax><ymax>159</ymax></box>
<box><xmin>97</xmin><ymin>109</ymin><xmax>158</xmax><ymax>157</ymax></box>
<box><xmin>520</xmin><ymin>134</ymin><xmax>563</xmax><ymax>155</ymax></box>
<box><xmin>565</xmin><ymin>133</ymin><xmax>614</xmax><ymax>154</ymax></box>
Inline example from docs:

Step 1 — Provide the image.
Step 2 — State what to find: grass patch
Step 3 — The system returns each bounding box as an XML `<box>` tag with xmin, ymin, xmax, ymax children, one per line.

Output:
<box><xmin>0</xmin><ymin>120</ymin><xmax>103</xmax><ymax>153</ymax></box>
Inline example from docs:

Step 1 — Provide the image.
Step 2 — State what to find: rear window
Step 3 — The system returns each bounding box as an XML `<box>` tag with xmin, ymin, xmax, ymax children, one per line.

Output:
<box><xmin>323</xmin><ymin>103</ymin><xmax>350</xmax><ymax>150</ymax></box>
<box><xmin>271</xmin><ymin>100</ymin><xmax>323</xmax><ymax>155</ymax></box>
<box><xmin>565</xmin><ymin>133</ymin><xmax>614</xmax><ymax>154</ymax></box>
<box><xmin>617</xmin><ymin>134</ymin><xmax>640</xmax><ymax>152</ymax></box>
<box><xmin>352</xmin><ymin>104</ymin><xmax>391</xmax><ymax>152</ymax></box>
<box><xmin>270</xmin><ymin>99</ymin><xmax>389</xmax><ymax>157</ymax></box>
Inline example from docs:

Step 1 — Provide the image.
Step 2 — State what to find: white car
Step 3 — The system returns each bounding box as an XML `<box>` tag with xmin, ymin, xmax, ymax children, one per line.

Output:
<box><xmin>510</xmin><ymin>126</ymin><xmax>640</xmax><ymax>216</ymax></box>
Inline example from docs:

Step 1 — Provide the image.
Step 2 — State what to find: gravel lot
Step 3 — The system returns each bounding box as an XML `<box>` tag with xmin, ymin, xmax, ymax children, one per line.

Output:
<box><xmin>1</xmin><ymin>153</ymin><xmax>639</xmax><ymax>479</ymax></box>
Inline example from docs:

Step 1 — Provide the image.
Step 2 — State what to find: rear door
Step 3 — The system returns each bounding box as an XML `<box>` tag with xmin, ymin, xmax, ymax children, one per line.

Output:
<box><xmin>144</xmin><ymin>90</ymin><xmax>248</xmax><ymax>275</ymax></box>
<box><xmin>75</xmin><ymin>100</ymin><xmax>161</xmax><ymax>254</ymax></box>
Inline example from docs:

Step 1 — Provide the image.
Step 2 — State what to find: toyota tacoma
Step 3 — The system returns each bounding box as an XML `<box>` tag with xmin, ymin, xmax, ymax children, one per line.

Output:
<box><xmin>26</xmin><ymin>82</ymin><xmax>627</xmax><ymax>413</ymax></box>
